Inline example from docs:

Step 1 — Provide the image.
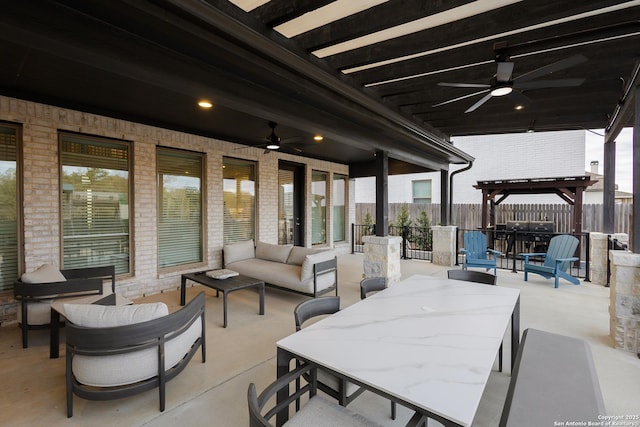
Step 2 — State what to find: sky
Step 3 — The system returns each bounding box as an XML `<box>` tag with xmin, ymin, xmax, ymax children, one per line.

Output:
<box><xmin>584</xmin><ymin>128</ymin><xmax>634</xmax><ymax>193</ymax></box>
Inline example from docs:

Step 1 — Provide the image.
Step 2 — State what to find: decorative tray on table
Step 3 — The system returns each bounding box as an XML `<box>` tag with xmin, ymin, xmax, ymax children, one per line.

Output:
<box><xmin>206</xmin><ymin>269</ymin><xmax>239</xmax><ymax>280</ymax></box>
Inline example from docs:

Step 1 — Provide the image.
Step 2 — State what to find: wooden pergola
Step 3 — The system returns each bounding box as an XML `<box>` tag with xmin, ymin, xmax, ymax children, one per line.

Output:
<box><xmin>474</xmin><ymin>176</ymin><xmax>597</xmax><ymax>233</ymax></box>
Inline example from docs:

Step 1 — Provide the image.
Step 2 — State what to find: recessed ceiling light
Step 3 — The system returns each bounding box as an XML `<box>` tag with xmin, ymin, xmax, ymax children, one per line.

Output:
<box><xmin>514</xmin><ymin>104</ymin><xmax>525</xmax><ymax>110</ymax></box>
<box><xmin>313</xmin><ymin>135</ymin><xmax>324</xmax><ymax>141</ymax></box>
<box><xmin>198</xmin><ymin>100</ymin><xmax>213</xmax><ymax>109</ymax></box>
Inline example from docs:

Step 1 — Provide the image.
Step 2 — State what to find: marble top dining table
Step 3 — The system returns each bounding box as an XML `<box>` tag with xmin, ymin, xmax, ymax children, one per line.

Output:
<box><xmin>276</xmin><ymin>274</ymin><xmax>521</xmax><ymax>427</ymax></box>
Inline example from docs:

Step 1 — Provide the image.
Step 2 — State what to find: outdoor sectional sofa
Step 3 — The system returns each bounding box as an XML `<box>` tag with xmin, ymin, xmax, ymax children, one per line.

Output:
<box><xmin>223</xmin><ymin>240</ymin><xmax>337</xmax><ymax>297</ymax></box>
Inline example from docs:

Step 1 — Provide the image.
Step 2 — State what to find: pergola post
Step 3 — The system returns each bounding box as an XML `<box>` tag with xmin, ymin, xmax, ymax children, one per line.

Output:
<box><xmin>603</xmin><ymin>138</ymin><xmax>616</xmax><ymax>234</ymax></box>
<box><xmin>375</xmin><ymin>150</ymin><xmax>388</xmax><ymax>237</ymax></box>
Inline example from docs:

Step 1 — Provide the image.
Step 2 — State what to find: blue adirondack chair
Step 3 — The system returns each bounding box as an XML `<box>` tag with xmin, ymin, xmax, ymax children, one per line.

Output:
<box><xmin>460</xmin><ymin>231</ymin><xmax>502</xmax><ymax>275</ymax></box>
<box><xmin>523</xmin><ymin>234</ymin><xmax>580</xmax><ymax>288</ymax></box>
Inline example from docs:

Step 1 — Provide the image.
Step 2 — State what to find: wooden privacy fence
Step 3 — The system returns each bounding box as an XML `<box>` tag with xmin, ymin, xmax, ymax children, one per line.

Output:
<box><xmin>355</xmin><ymin>203</ymin><xmax>632</xmax><ymax>235</ymax></box>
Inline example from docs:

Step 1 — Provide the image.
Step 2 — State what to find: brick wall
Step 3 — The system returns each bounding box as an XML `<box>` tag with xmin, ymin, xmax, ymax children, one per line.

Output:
<box><xmin>0</xmin><ymin>96</ymin><xmax>349</xmax><ymax>322</ymax></box>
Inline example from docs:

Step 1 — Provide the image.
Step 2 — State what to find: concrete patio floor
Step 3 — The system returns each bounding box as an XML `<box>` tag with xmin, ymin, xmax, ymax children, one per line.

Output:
<box><xmin>1</xmin><ymin>254</ymin><xmax>639</xmax><ymax>426</ymax></box>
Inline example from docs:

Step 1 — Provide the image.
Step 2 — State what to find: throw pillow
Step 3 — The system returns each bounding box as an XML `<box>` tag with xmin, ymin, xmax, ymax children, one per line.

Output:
<box><xmin>286</xmin><ymin>246</ymin><xmax>321</xmax><ymax>265</ymax></box>
<box><xmin>21</xmin><ymin>264</ymin><xmax>67</xmax><ymax>284</ymax></box>
<box><xmin>223</xmin><ymin>240</ymin><xmax>255</xmax><ymax>265</ymax></box>
<box><xmin>301</xmin><ymin>250</ymin><xmax>336</xmax><ymax>280</ymax></box>
<box><xmin>256</xmin><ymin>241</ymin><xmax>292</xmax><ymax>263</ymax></box>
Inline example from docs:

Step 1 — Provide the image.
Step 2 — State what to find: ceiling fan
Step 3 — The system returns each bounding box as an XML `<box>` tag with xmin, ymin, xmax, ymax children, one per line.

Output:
<box><xmin>255</xmin><ymin>121</ymin><xmax>324</xmax><ymax>154</ymax></box>
<box><xmin>433</xmin><ymin>54</ymin><xmax>587</xmax><ymax>113</ymax></box>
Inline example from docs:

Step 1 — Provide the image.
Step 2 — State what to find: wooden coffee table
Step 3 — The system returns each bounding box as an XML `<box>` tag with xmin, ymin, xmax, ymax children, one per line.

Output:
<box><xmin>181</xmin><ymin>271</ymin><xmax>265</xmax><ymax>328</ymax></box>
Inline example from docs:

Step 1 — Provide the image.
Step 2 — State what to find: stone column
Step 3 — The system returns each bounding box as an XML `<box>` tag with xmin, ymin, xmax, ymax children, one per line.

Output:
<box><xmin>590</xmin><ymin>232</ymin><xmax>608</xmax><ymax>285</ymax></box>
<box><xmin>363</xmin><ymin>235</ymin><xmax>402</xmax><ymax>285</ymax></box>
<box><xmin>591</xmin><ymin>232</ymin><xmax>629</xmax><ymax>286</ymax></box>
<box><xmin>609</xmin><ymin>251</ymin><xmax>640</xmax><ymax>354</ymax></box>
<box><xmin>431</xmin><ymin>225</ymin><xmax>457</xmax><ymax>267</ymax></box>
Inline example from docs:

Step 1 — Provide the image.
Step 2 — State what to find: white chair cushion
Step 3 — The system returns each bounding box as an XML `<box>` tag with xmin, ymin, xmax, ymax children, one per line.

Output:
<box><xmin>285</xmin><ymin>395</ymin><xmax>383</xmax><ymax>427</ymax></box>
<box><xmin>223</xmin><ymin>240</ymin><xmax>255</xmax><ymax>265</ymax></box>
<box><xmin>64</xmin><ymin>302</ymin><xmax>202</xmax><ymax>387</ymax></box>
<box><xmin>255</xmin><ymin>241</ymin><xmax>292</xmax><ymax>263</ymax></box>
<box><xmin>21</xmin><ymin>264</ymin><xmax>66</xmax><ymax>284</ymax></box>
<box><xmin>63</xmin><ymin>302</ymin><xmax>168</xmax><ymax>327</ymax></box>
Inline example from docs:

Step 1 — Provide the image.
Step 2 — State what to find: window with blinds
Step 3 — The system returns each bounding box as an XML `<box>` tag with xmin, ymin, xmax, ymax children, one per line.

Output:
<box><xmin>158</xmin><ymin>148</ymin><xmax>203</xmax><ymax>269</ymax></box>
<box><xmin>333</xmin><ymin>173</ymin><xmax>347</xmax><ymax>242</ymax></box>
<box><xmin>412</xmin><ymin>180</ymin><xmax>432</xmax><ymax>204</ymax></box>
<box><xmin>223</xmin><ymin>158</ymin><xmax>255</xmax><ymax>244</ymax></box>
<box><xmin>60</xmin><ymin>134</ymin><xmax>130</xmax><ymax>274</ymax></box>
<box><xmin>0</xmin><ymin>124</ymin><xmax>19</xmax><ymax>292</ymax></box>
<box><xmin>311</xmin><ymin>170</ymin><xmax>327</xmax><ymax>245</ymax></box>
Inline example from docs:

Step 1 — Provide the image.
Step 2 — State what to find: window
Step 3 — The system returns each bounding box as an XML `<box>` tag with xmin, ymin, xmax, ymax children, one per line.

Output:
<box><xmin>311</xmin><ymin>171</ymin><xmax>327</xmax><ymax>245</ymax></box>
<box><xmin>0</xmin><ymin>124</ymin><xmax>19</xmax><ymax>292</ymax></box>
<box><xmin>60</xmin><ymin>134</ymin><xmax>130</xmax><ymax>274</ymax></box>
<box><xmin>412</xmin><ymin>180</ymin><xmax>432</xmax><ymax>204</ymax></box>
<box><xmin>223</xmin><ymin>158</ymin><xmax>255</xmax><ymax>244</ymax></box>
<box><xmin>333</xmin><ymin>173</ymin><xmax>346</xmax><ymax>242</ymax></box>
<box><xmin>157</xmin><ymin>148</ymin><xmax>203</xmax><ymax>269</ymax></box>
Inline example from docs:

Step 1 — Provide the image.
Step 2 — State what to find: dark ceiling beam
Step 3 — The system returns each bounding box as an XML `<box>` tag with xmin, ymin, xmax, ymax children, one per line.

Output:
<box><xmin>327</xmin><ymin>1</ymin><xmax>631</xmax><ymax>70</ymax></box>
<box><xmin>293</xmin><ymin>0</ymin><xmax>474</xmax><ymax>52</ymax></box>
<box><xmin>251</xmin><ymin>0</ymin><xmax>334</xmax><ymax>28</ymax></box>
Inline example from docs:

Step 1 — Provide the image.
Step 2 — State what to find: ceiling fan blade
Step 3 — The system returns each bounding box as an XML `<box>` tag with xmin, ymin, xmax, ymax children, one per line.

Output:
<box><xmin>515</xmin><ymin>78</ymin><xmax>586</xmax><ymax>90</ymax></box>
<box><xmin>281</xmin><ymin>136</ymin><xmax>303</xmax><ymax>144</ymax></box>
<box><xmin>432</xmin><ymin>89</ymin><xmax>489</xmax><ymax>107</ymax></box>
<box><xmin>514</xmin><ymin>54</ymin><xmax>587</xmax><ymax>83</ymax></box>
<box><xmin>496</xmin><ymin>62</ymin><xmax>514</xmax><ymax>82</ymax></box>
<box><xmin>465</xmin><ymin>93</ymin><xmax>493</xmax><ymax>113</ymax></box>
<box><xmin>437</xmin><ymin>82</ymin><xmax>490</xmax><ymax>88</ymax></box>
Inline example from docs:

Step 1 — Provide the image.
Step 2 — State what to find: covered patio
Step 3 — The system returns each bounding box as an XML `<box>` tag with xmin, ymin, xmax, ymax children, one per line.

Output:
<box><xmin>1</xmin><ymin>255</ymin><xmax>638</xmax><ymax>426</ymax></box>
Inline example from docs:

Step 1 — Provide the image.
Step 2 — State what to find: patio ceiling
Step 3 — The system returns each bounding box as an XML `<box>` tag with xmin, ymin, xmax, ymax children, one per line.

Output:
<box><xmin>1</xmin><ymin>1</ymin><xmax>638</xmax><ymax>175</ymax></box>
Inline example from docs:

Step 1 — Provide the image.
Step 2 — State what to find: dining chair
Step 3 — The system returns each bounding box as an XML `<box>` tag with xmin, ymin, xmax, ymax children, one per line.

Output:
<box><xmin>359</xmin><ymin>277</ymin><xmax>397</xmax><ymax>420</ymax></box>
<box><xmin>447</xmin><ymin>269</ymin><xmax>503</xmax><ymax>371</ymax></box>
<box><xmin>293</xmin><ymin>297</ymin><xmax>366</xmax><ymax>410</ymax></box>
<box><xmin>359</xmin><ymin>277</ymin><xmax>386</xmax><ymax>299</ymax></box>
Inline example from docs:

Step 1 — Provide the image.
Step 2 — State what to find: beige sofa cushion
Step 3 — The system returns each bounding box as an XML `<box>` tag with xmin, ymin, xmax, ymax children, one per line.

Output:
<box><xmin>301</xmin><ymin>251</ymin><xmax>336</xmax><ymax>280</ymax></box>
<box><xmin>64</xmin><ymin>302</ymin><xmax>202</xmax><ymax>387</ymax></box>
<box><xmin>21</xmin><ymin>264</ymin><xmax>66</xmax><ymax>284</ymax></box>
<box><xmin>256</xmin><ymin>241</ymin><xmax>292</xmax><ymax>263</ymax></box>
<box><xmin>287</xmin><ymin>246</ymin><xmax>322</xmax><ymax>265</ymax></box>
<box><xmin>223</xmin><ymin>240</ymin><xmax>255</xmax><ymax>265</ymax></box>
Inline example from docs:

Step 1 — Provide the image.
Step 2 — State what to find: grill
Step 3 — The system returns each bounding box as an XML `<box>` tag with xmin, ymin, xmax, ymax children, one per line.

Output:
<box><xmin>504</xmin><ymin>220</ymin><xmax>556</xmax><ymax>253</ymax></box>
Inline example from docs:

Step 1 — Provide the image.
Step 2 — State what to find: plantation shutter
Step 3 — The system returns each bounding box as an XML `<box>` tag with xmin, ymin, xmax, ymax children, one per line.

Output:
<box><xmin>60</xmin><ymin>134</ymin><xmax>130</xmax><ymax>274</ymax></box>
<box><xmin>0</xmin><ymin>125</ymin><xmax>18</xmax><ymax>291</ymax></box>
<box><xmin>157</xmin><ymin>149</ymin><xmax>203</xmax><ymax>268</ymax></box>
<box><xmin>223</xmin><ymin>158</ymin><xmax>255</xmax><ymax>244</ymax></box>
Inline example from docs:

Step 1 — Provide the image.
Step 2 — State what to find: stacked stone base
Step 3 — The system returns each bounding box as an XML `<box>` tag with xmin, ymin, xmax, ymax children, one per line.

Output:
<box><xmin>609</xmin><ymin>251</ymin><xmax>640</xmax><ymax>354</ymax></box>
<box><xmin>363</xmin><ymin>236</ymin><xmax>402</xmax><ymax>285</ymax></box>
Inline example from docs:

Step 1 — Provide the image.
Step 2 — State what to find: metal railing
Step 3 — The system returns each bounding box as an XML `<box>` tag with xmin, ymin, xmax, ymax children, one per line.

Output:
<box><xmin>351</xmin><ymin>224</ymin><xmax>433</xmax><ymax>261</ymax></box>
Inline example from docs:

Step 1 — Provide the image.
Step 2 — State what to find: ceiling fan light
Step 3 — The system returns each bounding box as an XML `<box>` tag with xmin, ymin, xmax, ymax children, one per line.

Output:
<box><xmin>266</xmin><ymin>143</ymin><xmax>280</xmax><ymax>150</ymax></box>
<box><xmin>490</xmin><ymin>86</ymin><xmax>513</xmax><ymax>97</ymax></box>
<box><xmin>197</xmin><ymin>100</ymin><xmax>213</xmax><ymax>108</ymax></box>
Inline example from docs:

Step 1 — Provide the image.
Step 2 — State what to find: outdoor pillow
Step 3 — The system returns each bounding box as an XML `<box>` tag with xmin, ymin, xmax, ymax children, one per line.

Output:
<box><xmin>224</xmin><ymin>240</ymin><xmax>255</xmax><ymax>265</ymax></box>
<box><xmin>256</xmin><ymin>241</ymin><xmax>292</xmax><ymax>263</ymax></box>
<box><xmin>301</xmin><ymin>250</ymin><xmax>335</xmax><ymax>281</ymax></box>
<box><xmin>287</xmin><ymin>246</ymin><xmax>321</xmax><ymax>265</ymax></box>
<box><xmin>21</xmin><ymin>264</ymin><xmax>66</xmax><ymax>284</ymax></box>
